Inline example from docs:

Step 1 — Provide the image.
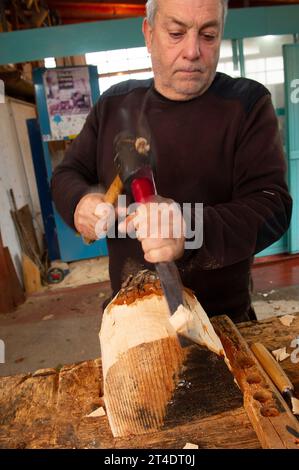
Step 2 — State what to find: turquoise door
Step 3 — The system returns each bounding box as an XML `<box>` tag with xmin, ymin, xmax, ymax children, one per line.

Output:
<box><xmin>283</xmin><ymin>44</ymin><xmax>299</xmax><ymax>254</ymax></box>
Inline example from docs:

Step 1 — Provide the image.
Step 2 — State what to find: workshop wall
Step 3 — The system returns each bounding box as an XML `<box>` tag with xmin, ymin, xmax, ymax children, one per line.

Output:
<box><xmin>0</xmin><ymin>97</ymin><xmax>42</xmax><ymax>280</ymax></box>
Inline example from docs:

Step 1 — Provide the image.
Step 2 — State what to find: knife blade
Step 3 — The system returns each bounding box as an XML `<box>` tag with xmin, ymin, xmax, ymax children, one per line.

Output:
<box><xmin>155</xmin><ymin>261</ymin><xmax>185</xmax><ymax>316</ymax></box>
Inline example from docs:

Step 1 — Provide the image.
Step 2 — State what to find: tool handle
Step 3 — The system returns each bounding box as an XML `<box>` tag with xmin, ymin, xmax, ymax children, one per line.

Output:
<box><xmin>131</xmin><ymin>177</ymin><xmax>156</xmax><ymax>203</ymax></box>
<box><xmin>82</xmin><ymin>174</ymin><xmax>123</xmax><ymax>245</ymax></box>
<box><xmin>251</xmin><ymin>342</ymin><xmax>293</xmax><ymax>393</ymax></box>
<box><xmin>104</xmin><ymin>174</ymin><xmax>123</xmax><ymax>204</ymax></box>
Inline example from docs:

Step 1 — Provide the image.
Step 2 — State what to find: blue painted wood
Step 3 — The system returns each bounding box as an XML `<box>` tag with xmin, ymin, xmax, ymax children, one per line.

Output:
<box><xmin>255</xmin><ymin>120</ymin><xmax>289</xmax><ymax>257</ymax></box>
<box><xmin>26</xmin><ymin>118</ymin><xmax>60</xmax><ymax>261</ymax></box>
<box><xmin>290</xmin><ymin>150</ymin><xmax>299</xmax><ymax>160</ymax></box>
<box><xmin>33</xmin><ymin>68</ymin><xmax>51</xmax><ymax>140</ymax></box>
<box><xmin>53</xmin><ymin>208</ymin><xmax>108</xmax><ymax>263</ymax></box>
<box><xmin>89</xmin><ymin>62</ymin><xmax>101</xmax><ymax>99</ymax></box>
<box><xmin>1</xmin><ymin>5</ymin><xmax>299</xmax><ymax>65</ymax></box>
<box><xmin>283</xmin><ymin>44</ymin><xmax>299</xmax><ymax>254</ymax></box>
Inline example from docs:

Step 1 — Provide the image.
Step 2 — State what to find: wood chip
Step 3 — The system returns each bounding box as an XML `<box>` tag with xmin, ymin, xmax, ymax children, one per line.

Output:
<box><xmin>42</xmin><ymin>314</ymin><xmax>54</xmax><ymax>321</ymax></box>
<box><xmin>85</xmin><ymin>407</ymin><xmax>106</xmax><ymax>418</ymax></box>
<box><xmin>183</xmin><ymin>443</ymin><xmax>199</xmax><ymax>449</ymax></box>
<box><xmin>279</xmin><ymin>315</ymin><xmax>296</xmax><ymax>327</ymax></box>
<box><xmin>271</xmin><ymin>347</ymin><xmax>290</xmax><ymax>362</ymax></box>
<box><xmin>291</xmin><ymin>396</ymin><xmax>299</xmax><ymax>416</ymax></box>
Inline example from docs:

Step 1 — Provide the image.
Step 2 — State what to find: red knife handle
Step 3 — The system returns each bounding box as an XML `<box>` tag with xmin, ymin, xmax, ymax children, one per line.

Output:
<box><xmin>131</xmin><ymin>177</ymin><xmax>156</xmax><ymax>203</ymax></box>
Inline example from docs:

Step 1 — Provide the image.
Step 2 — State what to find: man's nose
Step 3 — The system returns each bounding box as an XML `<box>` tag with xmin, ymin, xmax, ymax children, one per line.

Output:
<box><xmin>183</xmin><ymin>34</ymin><xmax>201</xmax><ymax>61</ymax></box>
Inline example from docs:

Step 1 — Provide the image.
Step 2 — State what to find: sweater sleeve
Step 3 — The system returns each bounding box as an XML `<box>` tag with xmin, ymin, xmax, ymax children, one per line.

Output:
<box><xmin>51</xmin><ymin>102</ymin><xmax>102</xmax><ymax>229</ymax></box>
<box><xmin>179</xmin><ymin>94</ymin><xmax>293</xmax><ymax>271</ymax></box>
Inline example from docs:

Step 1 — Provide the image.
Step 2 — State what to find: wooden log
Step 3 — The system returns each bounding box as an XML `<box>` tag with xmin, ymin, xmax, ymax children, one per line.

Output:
<box><xmin>212</xmin><ymin>315</ymin><xmax>299</xmax><ymax>449</ymax></box>
<box><xmin>100</xmin><ymin>269</ymin><xmax>224</xmax><ymax>438</ymax></box>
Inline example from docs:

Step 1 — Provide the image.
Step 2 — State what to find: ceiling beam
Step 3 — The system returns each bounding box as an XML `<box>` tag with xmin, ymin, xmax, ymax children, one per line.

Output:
<box><xmin>48</xmin><ymin>2</ymin><xmax>145</xmax><ymax>22</ymax></box>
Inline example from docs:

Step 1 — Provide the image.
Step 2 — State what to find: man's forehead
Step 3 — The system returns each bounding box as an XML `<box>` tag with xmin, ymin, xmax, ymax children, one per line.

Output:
<box><xmin>156</xmin><ymin>0</ymin><xmax>223</xmax><ymax>23</ymax></box>
<box><xmin>156</xmin><ymin>0</ymin><xmax>223</xmax><ymax>11</ymax></box>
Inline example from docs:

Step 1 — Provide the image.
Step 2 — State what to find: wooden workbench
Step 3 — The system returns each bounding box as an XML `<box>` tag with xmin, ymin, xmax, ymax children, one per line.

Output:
<box><xmin>0</xmin><ymin>313</ymin><xmax>298</xmax><ymax>449</ymax></box>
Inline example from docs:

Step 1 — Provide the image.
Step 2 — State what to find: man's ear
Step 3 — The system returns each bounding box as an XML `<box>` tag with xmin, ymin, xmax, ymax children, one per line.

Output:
<box><xmin>142</xmin><ymin>18</ymin><xmax>152</xmax><ymax>53</ymax></box>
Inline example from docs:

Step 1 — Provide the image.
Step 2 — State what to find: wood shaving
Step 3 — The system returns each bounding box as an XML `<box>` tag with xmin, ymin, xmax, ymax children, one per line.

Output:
<box><xmin>279</xmin><ymin>315</ymin><xmax>296</xmax><ymax>327</ymax></box>
<box><xmin>183</xmin><ymin>443</ymin><xmax>199</xmax><ymax>449</ymax></box>
<box><xmin>42</xmin><ymin>314</ymin><xmax>54</xmax><ymax>321</ymax></box>
<box><xmin>291</xmin><ymin>396</ymin><xmax>299</xmax><ymax>415</ymax></box>
<box><xmin>271</xmin><ymin>347</ymin><xmax>290</xmax><ymax>362</ymax></box>
<box><xmin>86</xmin><ymin>407</ymin><xmax>106</xmax><ymax>418</ymax></box>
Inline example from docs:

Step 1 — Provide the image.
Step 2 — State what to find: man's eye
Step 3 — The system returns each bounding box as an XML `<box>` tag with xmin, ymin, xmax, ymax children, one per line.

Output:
<box><xmin>203</xmin><ymin>34</ymin><xmax>216</xmax><ymax>42</ymax></box>
<box><xmin>169</xmin><ymin>32</ymin><xmax>184</xmax><ymax>39</ymax></box>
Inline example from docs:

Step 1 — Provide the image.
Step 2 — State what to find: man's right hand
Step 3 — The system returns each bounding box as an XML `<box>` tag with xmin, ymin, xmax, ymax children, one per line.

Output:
<box><xmin>74</xmin><ymin>193</ymin><xmax>115</xmax><ymax>241</ymax></box>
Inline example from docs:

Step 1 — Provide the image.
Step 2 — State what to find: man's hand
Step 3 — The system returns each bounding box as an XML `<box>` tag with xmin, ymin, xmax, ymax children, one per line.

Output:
<box><xmin>119</xmin><ymin>196</ymin><xmax>186</xmax><ymax>264</ymax></box>
<box><xmin>74</xmin><ymin>193</ymin><xmax>115</xmax><ymax>241</ymax></box>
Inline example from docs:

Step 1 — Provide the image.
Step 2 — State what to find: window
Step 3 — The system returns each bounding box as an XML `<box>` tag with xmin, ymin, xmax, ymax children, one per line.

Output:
<box><xmin>86</xmin><ymin>47</ymin><xmax>153</xmax><ymax>94</ymax></box>
<box><xmin>217</xmin><ymin>40</ymin><xmax>241</xmax><ymax>78</ymax></box>
<box><xmin>244</xmin><ymin>35</ymin><xmax>293</xmax><ymax>108</ymax></box>
<box><xmin>44</xmin><ymin>57</ymin><xmax>56</xmax><ymax>68</ymax></box>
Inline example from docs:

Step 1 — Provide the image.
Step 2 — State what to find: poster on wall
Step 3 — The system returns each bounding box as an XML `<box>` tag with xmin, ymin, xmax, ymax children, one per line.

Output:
<box><xmin>43</xmin><ymin>67</ymin><xmax>93</xmax><ymax>140</ymax></box>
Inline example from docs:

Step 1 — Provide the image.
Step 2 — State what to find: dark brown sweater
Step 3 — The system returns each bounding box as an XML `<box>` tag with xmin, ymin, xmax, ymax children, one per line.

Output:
<box><xmin>51</xmin><ymin>72</ymin><xmax>292</xmax><ymax>322</ymax></box>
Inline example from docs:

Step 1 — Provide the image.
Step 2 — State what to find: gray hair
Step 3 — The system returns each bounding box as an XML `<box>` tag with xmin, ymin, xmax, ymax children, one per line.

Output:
<box><xmin>146</xmin><ymin>0</ymin><xmax>229</xmax><ymax>26</ymax></box>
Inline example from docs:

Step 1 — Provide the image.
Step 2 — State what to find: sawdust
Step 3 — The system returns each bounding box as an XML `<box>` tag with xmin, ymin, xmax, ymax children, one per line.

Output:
<box><xmin>279</xmin><ymin>314</ymin><xmax>296</xmax><ymax>327</ymax></box>
<box><xmin>291</xmin><ymin>396</ymin><xmax>299</xmax><ymax>415</ymax></box>
<box><xmin>46</xmin><ymin>257</ymin><xmax>109</xmax><ymax>290</ymax></box>
<box><xmin>253</xmin><ymin>300</ymin><xmax>299</xmax><ymax>320</ymax></box>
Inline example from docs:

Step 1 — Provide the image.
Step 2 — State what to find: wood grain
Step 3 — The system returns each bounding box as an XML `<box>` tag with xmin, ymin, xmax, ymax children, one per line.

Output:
<box><xmin>22</xmin><ymin>253</ymin><xmax>42</xmax><ymax>295</ymax></box>
<box><xmin>212</xmin><ymin>315</ymin><xmax>299</xmax><ymax>449</ymax></box>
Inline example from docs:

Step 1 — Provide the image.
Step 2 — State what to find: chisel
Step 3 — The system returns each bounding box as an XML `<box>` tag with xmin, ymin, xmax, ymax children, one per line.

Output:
<box><xmin>251</xmin><ymin>342</ymin><xmax>299</xmax><ymax>417</ymax></box>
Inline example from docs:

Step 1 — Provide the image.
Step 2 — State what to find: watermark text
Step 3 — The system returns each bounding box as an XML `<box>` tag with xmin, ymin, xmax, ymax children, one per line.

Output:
<box><xmin>94</xmin><ymin>195</ymin><xmax>203</xmax><ymax>250</ymax></box>
<box><xmin>290</xmin><ymin>79</ymin><xmax>299</xmax><ymax>104</ymax></box>
<box><xmin>0</xmin><ymin>339</ymin><xmax>5</xmax><ymax>364</ymax></box>
<box><xmin>0</xmin><ymin>79</ymin><xmax>4</xmax><ymax>104</ymax></box>
<box><xmin>290</xmin><ymin>337</ymin><xmax>299</xmax><ymax>364</ymax></box>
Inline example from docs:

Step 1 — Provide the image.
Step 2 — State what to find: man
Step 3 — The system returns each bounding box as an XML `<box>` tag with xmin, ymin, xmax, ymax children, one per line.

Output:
<box><xmin>51</xmin><ymin>0</ymin><xmax>292</xmax><ymax>323</ymax></box>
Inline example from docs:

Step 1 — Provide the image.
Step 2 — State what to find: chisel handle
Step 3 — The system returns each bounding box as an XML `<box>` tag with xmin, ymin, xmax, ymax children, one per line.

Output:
<box><xmin>251</xmin><ymin>342</ymin><xmax>294</xmax><ymax>393</ymax></box>
<box><xmin>82</xmin><ymin>174</ymin><xmax>123</xmax><ymax>245</ymax></box>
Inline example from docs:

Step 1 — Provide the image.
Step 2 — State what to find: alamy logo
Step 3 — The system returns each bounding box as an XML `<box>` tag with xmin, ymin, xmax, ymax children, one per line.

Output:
<box><xmin>0</xmin><ymin>339</ymin><xmax>5</xmax><ymax>364</ymax></box>
<box><xmin>290</xmin><ymin>337</ymin><xmax>299</xmax><ymax>364</ymax></box>
<box><xmin>94</xmin><ymin>195</ymin><xmax>204</xmax><ymax>250</ymax></box>
<box><xmin>0</xmin><ymin>79</ymin><xmax>4</xmax><ymax>104</ymax></box>
<box><xmin>290</xmin><ymin>79</ymin><xmax>299</xmax><ymax>104</ymax></box>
